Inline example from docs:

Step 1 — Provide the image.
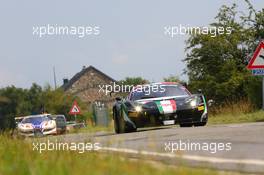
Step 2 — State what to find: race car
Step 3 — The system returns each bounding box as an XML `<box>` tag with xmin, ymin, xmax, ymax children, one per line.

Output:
<box><xmin>112</xmin><ymin>82</ymin><xmax>208</xmax><ymax>133</ymax></box>
<box><xmin>17</xmin><ymin>114</ymin><xmax>57</xmax><ymax>136</ymax></box>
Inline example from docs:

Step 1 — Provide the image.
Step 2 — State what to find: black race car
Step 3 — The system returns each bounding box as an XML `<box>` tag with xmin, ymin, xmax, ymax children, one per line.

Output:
<box><xmin>112</xmin><ymin>82</ymin><xmax>208</xmax><ymax>133</ymax></box>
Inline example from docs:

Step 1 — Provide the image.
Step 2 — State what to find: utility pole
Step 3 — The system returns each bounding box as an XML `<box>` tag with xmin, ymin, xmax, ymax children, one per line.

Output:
<box><xmin>53</xmin><ymin>66</ymin><xmax>57</xmax><ymax>89</ymax></box>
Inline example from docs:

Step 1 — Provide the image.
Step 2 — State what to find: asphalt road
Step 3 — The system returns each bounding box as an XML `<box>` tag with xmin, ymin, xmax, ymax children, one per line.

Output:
<box><xmin>54</xmin><ymin>122</ymin><xmax>264</xmax><ymax>174</ymax></box>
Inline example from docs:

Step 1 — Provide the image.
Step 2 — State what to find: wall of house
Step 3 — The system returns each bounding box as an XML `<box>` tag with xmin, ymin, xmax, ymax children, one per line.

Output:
<box><xmin>65</xmin><ymin>69</ymin><xmax>115</xmax><ymax>105</ymax></box>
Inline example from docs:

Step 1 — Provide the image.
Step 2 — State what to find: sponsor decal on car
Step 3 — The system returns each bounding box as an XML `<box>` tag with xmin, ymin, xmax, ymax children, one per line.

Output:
<box><xmin>156</xmin><ymin>100</ymin><xmax>177</xmax><ymax>114</ymax></box>
<box><xmin>198</xmin><ymin>106</ymin><xmax>205</xmax><ymax>111</ymax></box>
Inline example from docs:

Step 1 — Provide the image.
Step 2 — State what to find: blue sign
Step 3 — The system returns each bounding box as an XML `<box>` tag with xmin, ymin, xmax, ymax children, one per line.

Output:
<box><xmin>252</xmin><ymin>69</ymin><xmax>264</xmax><ymax>76</ymax></box>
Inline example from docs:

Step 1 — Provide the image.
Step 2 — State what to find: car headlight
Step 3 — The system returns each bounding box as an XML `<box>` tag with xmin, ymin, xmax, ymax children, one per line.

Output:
<box><xmin>190</xmin><ymin>100</ymin><xmax>197</xmax><ymax>107</ymax></box>
<box><xmin>135</xmin><ymin>106</ymin><xmax>142</xmax><ymax>112</ymax></box>
<box><xmin>42</xmin><ymin>120</ymin><xmax>56</xmax><ymax>128</ymax></box>
<box><xmin>18</xmin><ymin>123</ymin><xmax>33</xmax><ymax>130</ymax></box>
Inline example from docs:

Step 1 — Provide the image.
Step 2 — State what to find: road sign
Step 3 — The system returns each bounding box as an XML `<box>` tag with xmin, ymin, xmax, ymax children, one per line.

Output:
<box><xmin>247</xmin><ymin>41</ymin><xmax>264</xmax><ymax>110</ymax></box>
<box><xmin>69</xmin><ymin>101</ymin><xmax>81</xmax><ymax>115</ymax></box>
<box><xmin>247</xmin><ymin>41</ymin><xmax>264</xmax><ymax>69</ymax></box>
<box><xmin>252</xmin><ymin>69</ymin><xmax>264</xmax><ymax>76</ymax></box>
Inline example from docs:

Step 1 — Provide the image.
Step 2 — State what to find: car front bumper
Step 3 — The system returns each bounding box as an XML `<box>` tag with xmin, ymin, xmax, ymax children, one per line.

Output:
<box><xmin>18</xmin><ymin>127</ymin><xmax>57</xmax><ymax>137</ymax></box>
<box><xmin>128</xmin><ymin>106</ymin><xmax>207</xmax><ymax>127</ymax></box>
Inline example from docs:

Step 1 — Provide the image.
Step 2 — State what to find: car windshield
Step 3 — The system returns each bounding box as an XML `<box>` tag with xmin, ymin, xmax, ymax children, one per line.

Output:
<box><xmin>130</xmin><ymin>85</ymin><xmax>190</xmax><ymax>101</ymax></box>
<box><xmin>22</xmin><ymin>116</ymin><xmax>50</xmax><ymax>124</ymax></box>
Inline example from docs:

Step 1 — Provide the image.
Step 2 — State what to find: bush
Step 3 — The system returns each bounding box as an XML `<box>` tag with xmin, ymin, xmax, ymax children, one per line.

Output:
<box><xmin>209</xmin><ymin>99</ymin><xmax>255</xmax><ymax>116</ymax></box>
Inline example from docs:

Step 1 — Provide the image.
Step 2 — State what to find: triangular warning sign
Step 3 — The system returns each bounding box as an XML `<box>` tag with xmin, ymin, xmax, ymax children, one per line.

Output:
<box><xmin>69</xmin><ymin>101</ymin><xmax>81</xmax><ymax>115</ymax></box>
<box><xmin>247</xmin><ymin>41</ymin><xmax>264</xmax><ymax>69</ymax></box>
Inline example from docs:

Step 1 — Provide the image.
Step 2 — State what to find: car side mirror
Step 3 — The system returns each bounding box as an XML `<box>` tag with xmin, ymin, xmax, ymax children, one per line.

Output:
<box><xmin>110</xmin><ymin>91</ymin><xmax>114</xmax><ymax>97</ymax></box>
<box><xmin>115</xmin><ymin>97</ymin><xmax>122</xmax><ymax>101</ymax></box>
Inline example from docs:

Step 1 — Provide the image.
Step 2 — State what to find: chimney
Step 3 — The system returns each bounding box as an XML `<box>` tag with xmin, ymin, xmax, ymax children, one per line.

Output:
<box><xmin>63</xmin><ymin>78</ymin><xmax>69</xmax><ymax>85</ymax></box>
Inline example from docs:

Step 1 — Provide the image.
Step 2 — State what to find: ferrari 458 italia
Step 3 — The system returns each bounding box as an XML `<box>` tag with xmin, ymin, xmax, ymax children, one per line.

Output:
<box><xmin>112</xmin><ymin>82</ymin><xmax>208</xmax><ymax>133</ymax></box>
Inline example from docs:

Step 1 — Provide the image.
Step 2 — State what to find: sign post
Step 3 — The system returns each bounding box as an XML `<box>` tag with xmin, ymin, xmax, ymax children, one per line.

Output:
<box><xmin>69</xmin><ymin>100</ymin><xmax>81</xmax><ymax>123</ymax></box>
<box><xmin>247</xmin><ymin>41</ymin><xmax>264</xmax><ymax>109</ymax></box>
<box><xmin>263</xmin><ymin>77</ymin><xmax>264</xmax><ymax>109</ymax></box>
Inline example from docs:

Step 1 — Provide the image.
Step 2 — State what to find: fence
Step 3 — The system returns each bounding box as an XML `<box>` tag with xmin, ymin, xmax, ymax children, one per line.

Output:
<box><xmin>92</xmin><ymin>101</ymin><xmax>110</xmax><ymax>127</ymax></box>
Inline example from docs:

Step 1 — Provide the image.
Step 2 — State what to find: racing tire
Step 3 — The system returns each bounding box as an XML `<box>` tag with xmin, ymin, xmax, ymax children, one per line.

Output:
<box><xmin>117</xmin><ymin>109</ymin><xmax>126</xmax><ymax>133</ymax></box>
<box><xmin>179</xmin><ymin>123</ymin><xmax>193</xmax><ymax>127</ymax></box>
<box><xmin>194</xmin><ymin>122</ymin><xmax>207</xmax><ymax>127</ymax></box>
<box><xmin>127</xmin><ymin>126</ymin><xmax>137</xmax><ymax>133</ymax></box>
<box><xmin>34</xmin><ymin>131</ymin><xmax>44</xmax><ymax>137</ymax></box>
<box><xmin>113</xmin><ymin>109</ymin><xmax>120</xmax><ymax>134</ymax></box>
<box><xmin>114</xmin><ymin>107</ymin><xmax>137</xmax><ymax>134</ymax></box>
<box><xmin>113</xmin><ymin>108</ymin><xmax>126</xmax><ymax>134</ymax></box>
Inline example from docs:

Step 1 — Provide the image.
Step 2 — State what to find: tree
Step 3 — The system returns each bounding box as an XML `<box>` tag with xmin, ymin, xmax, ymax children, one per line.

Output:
<box><xmin>184</xmin><ymin>2</ymin><xmax>264</xmax><ymax>107</ymax></box>
<box><xmin>0</xmin><ymin>83</ymin><xmax>88</xmax><ymax>131</ymax></box>
<box><xmin>27</xmin><ymin>83</ymin><xmax>43</xmax><ymax>114</ymax></box>
<box><xmin>0</xmin><ymin>86</ymin><xmax>29</xmax><ymax>131</ymax></box>
<box><xmin>118</xmin><ymin>77</ymin><xmax>149</xmax><ymax>86</ymax></box>
<box><xmin>163</xmin><ymin>75</ymin><xmax>187</xmax><ymax>85</ymax></box>
<box><xmin>41</xmin><ymin>87</ymin><xmax>87</xmax><ymax>121</ymax></box>
<box><xmin>163</xmin><ymin>75</ymin><xmax>180</xmax><ymax>82</ymax></box>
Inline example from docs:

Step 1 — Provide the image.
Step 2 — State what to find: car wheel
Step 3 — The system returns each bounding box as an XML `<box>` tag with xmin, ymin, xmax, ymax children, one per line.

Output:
<box><xmin>117</xmin><ymin>109</ymin><xmax>126</xmax><ymax>133</ymax></box>
<box><xmin>34</xmin><ymin>131</ymin><xmax>44</xmax><ymax>137</ymax></box>
<box><xmin>179</xmin><ymin>123</ymin><xmax>193</xmax><ymax>127</ymax></box>
<box><xmin>114</xmin><ymin>106</ymin><xmax>137</xmax><ymax>134</ymax></box>
<box><xmin>113</xmin><ymin>109</ymin><xmax>120</xmax><ymax>134</ymax></box>
<box><xmin>194</xmin><ymin>122</ymin><xmax>207</xmax><ymax>127</ymax></box>
<box><xmin>127</xmin><ymin>125</ymin><xmax>137</xmax><ymax>133</ymax></box>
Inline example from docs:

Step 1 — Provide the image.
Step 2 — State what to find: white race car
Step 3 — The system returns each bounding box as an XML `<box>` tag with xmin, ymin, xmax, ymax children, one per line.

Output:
<box><xmin>18</xmin><ymin>114</ymin><xmax>57</xmax><ymax>137</ymax></box>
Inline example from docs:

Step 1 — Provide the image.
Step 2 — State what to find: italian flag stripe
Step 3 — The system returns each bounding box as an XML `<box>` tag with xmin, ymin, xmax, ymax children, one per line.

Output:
<box><xmin>170</xmin><ymin>100</ymin><xmax>177</xmax><ymax>111</ymax></box>
<box><xmin>156</xmin><ymin>101</ymin><xmax>163</xmax><ymax>113</ymax></box>
<box><xmin>156</xmin><ymin>100</ymin><xmax>177</xmax><ymax>114</ymax></box>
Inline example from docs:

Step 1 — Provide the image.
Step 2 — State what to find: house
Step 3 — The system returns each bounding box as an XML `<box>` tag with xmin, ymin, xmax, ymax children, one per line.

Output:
<box><xmin>62</xmin><ymin>65</ymin><xmax>116</xmax><ymax>105</ymax></box>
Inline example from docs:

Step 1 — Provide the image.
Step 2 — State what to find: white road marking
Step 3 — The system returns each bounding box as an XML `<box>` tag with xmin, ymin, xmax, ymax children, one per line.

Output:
<box><xmin>101</xmin><ymin>147</ymin><xmax>264</xmax><ymax>166</ymax></box>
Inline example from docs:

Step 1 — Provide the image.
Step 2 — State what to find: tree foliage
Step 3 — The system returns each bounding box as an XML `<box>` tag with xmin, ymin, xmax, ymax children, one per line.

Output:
<box><xmin>163</xmin><ymin>75</ymin><xmax>181</xmax><ymax>83</ymax></box>
<box><xmin>184</xmin><ymin>2</ymin><xmax>264</xmax><ymax>106</ymax></box>
<box><xmin>0</xmin><ymin>84</ymin><xmax>87</xmax><ymax>131</ymax></box>
<box><xmin>163</xmin><ymin>75</ymin><xmax>187</xmax><ymax>86</ymax></box>
<box><xmin>118</xmin><ymin>77</ymin><xmax>149</xmax><ymax>86</ymax></box>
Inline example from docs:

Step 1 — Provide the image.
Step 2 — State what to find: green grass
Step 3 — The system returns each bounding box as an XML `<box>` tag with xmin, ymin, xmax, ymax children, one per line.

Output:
<box><xmin>69</xmin><ymin>125</ymin><xmax>113</xmax><ymax>134</ymax></box>
<box><xmin>209</xmin><ymin>110</ymin><xmax>264</xmax><ymax>124</ymax></box>
<box><xmin>0</xmin><ymin>134</ymin><xmax>240</xmax><ymax>175</ymax></box>
<box><xmin>67</xmin><ymin>121</ymin><xmax>114</xmax><ymax>134</ymax></box>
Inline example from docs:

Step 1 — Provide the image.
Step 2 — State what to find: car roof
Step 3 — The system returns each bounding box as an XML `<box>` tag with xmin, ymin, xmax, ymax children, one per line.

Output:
<box><xmin>133</xmin><ymin>82</ymin><xmax>182</xmax><ymax>90</ymax></box>
<box><xmin>128</xmin><ymin>82</ymin><xmax>189</xmax><ymax>100</ymax></box>
<box><xmin>23</xmin><ymin>114</ymin><xmax>50</xmax><ymax>119</ymax></box>
<box><xmin>133</xmin><ymin>82</ymin><xmax>180</xmax><ymax>88</ymax></box>
<box><xmin>151</xmin><ymin>82</ymin><xmax>180</xmax><ymax>86</ymax></box>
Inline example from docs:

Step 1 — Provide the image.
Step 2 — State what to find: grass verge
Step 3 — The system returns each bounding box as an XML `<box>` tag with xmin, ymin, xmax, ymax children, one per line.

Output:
<box><xmin>0</xmin><ymin>134</ymin><xmax>240</xmax><ymax>175</ymax></box>
<box><xmin>68</xmin><ymin>125</ymin><xmax>113</xmax><ymax>134</ymax></box>
<box><xmin>209</xmin><ymin>110</ymin><xmax>264</xmax><ymax>124</ymax></box>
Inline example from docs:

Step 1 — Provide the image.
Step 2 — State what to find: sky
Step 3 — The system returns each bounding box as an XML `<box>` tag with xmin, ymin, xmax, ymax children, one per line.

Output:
<box><xmin>0</xmin><ymin>0</ymin><xmax>263</xmax><ymax>88</ymax></box>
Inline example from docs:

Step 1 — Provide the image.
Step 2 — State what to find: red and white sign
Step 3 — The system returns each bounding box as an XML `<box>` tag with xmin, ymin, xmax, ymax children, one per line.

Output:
<box><xmin>247</xmin><ymin>41</ymin><xmax>264</xmax><ymax>69</ymax></box>
<box><xmin>69</xmin><ymin>101</ymin><xmax>81</xmax><ymax>115</ymax></box>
